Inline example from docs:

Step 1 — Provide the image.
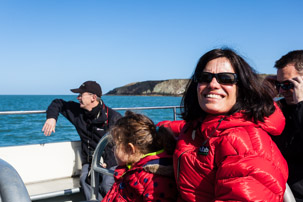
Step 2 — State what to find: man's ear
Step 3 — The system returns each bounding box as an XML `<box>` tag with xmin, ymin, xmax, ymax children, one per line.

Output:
<box><xmin>127</xmin><ymin>143</ymin><xmax>136</xmax><ymax>154</ymax></box>
<box><xmin>91</xmin><ymin>94</ymin><xmax>97</xmax><ymax>102</ymax></box>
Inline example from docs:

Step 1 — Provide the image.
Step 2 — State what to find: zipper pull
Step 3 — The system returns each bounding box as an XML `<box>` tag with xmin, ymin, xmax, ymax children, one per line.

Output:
<box><xmin>192</xmin><ymin>130</ymin><xmax>196</xmax><ymax>140</ymax></box>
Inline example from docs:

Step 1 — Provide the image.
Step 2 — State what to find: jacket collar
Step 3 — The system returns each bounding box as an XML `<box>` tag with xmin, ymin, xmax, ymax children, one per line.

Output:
<box><xmin>198</xmin><ymin>102</ymin><xmax>285</xmax><ymax>137</ymax></box>
<box><xmin>84</xmin><ymin>101</ymin><xmax>102</xmax><ymax>119</ymax></box>
<box><xmin>114</xmin><ymin>150</ymin><xmax>174</xmax><ymax>180</ymax></box>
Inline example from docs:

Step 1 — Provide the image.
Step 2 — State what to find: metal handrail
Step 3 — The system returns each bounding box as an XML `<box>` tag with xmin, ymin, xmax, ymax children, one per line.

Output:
<box><xmin>0</xmin><ymin>106</ymin><xmax>181</xmax><ymax>121</ymax></box>
<box><xmin>0</xmin><ymin>110</ymin><xmax>46</xmax><ymax>115</ymax></box>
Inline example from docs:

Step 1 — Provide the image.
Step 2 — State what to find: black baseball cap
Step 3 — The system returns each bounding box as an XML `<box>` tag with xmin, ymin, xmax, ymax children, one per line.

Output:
<box><xmin>70</xmin><ymin>81</ymin><xmax>102</xmax><ymax>97</ymax></box>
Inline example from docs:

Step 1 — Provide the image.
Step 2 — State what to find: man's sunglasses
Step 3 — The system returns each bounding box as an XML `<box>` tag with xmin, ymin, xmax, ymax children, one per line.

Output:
<box><xmin>194</xmin><ymin>72</ymin><xmax>238</xmax><ymax>84</ymax></box>
<box><xmin>275</xmin><ymin>80</ymin><xmax>294</xmax><ymax>90</ymax></box>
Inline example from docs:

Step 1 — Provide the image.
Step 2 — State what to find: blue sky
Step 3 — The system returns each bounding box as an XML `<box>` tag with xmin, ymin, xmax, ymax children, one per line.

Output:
<box><xmin>0</xmin><ymin>0</ymin><xmax>303</xmax><ymax>95</ymax></box>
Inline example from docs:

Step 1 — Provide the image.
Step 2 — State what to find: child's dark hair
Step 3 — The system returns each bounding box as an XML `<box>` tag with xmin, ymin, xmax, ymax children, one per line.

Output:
<box><xmin>109</xmin><ymin>111</ymin><xmax>176</xmax><ymax>155</ymax></box>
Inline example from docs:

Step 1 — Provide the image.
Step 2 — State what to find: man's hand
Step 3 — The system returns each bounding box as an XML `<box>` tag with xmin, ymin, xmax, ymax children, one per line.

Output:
<box><xmin>290</xmin><ymin>76</ymin><xmax>303</xmax><ymax>104</ymax></box>
<box><xmin>42</xmin><ymin>118</ymin><xmax>57</xmax><ymax>136</ymax></box>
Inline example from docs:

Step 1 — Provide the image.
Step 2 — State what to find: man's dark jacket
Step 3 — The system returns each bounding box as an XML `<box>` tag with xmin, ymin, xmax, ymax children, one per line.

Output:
<box><xmin>46</xmin><ymin>99</ymin><xmax>122</xmax><ymax>167</ymax></box>
<box><xmin>272</xmin><ymin>99</ymin><xmax>303</xmax><ymax>200</ymax></box>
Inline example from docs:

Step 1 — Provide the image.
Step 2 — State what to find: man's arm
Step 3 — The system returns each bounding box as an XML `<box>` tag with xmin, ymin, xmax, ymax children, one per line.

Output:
<box><xmin>289</xmin><ymin>76</ymin><xmax>303</xmax><ymax>132</ymax></box>
<box><xmin>42</xmin><ymin>99</ymin><xmax>79</xmax><ymax>136</ymax></box>
<box><xmin>293</xmin><ymin>101</ymin><xmax>303</xmax><ymax>132</ymax></box>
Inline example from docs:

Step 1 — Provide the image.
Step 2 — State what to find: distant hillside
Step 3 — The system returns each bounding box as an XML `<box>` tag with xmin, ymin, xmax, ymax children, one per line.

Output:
<box><xmin>106</xmin><ymin>79</ymin><xmax>189</xmax><ymax>96</ymax></box>
<box><xmin>106</xmin><ymin>74</ymin><xmax>274</xmax><ymax>96</ymax></box>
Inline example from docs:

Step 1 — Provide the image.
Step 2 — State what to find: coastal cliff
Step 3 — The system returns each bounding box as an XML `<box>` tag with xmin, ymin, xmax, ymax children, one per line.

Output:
<box><xmin>106</xmin><ymin>79</ymin><xmax>189</xmax><ymax>96</ymax></box>
<box><xmin>106</xmin><ymin>74</ymin><xmax>273</xmax><ymax>96</ymax></box>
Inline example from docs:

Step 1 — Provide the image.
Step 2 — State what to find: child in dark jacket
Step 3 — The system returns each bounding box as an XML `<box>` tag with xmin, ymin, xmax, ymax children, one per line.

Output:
<box><xmin>101</xmin><ymin>111</ymin><xmax>178</xmax><ymax>202</ymax></box>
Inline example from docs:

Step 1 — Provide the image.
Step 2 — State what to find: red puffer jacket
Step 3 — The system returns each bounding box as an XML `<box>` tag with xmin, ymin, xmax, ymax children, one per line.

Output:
<box><xmin>102</xmin><ymin>150</ymin><xmax>178</xmax><ymax>202</ymax></box>
<box><xmin>159</xmin><ymin>106</ymin><xmax>288</xmax><ymax>201</ymax></box>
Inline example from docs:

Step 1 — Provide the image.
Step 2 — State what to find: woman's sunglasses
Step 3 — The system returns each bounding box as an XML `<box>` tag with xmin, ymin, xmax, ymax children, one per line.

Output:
<box><xmin>194</xmin><ymin>72</ymin><xmax>238</xmax><ymax>84</ymax></box>
<box><xmin>275</xmin><ymin>80</ymin><xmax>294</xmax><ymax>90</ymax></box>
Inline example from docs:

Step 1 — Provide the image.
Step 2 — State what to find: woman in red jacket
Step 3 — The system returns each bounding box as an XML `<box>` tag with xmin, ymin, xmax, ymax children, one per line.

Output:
<box><xmin>102</xmin><ymin>111</ymin><xmax>178</xmax><ymax>202</ymax></box>
<box><xmin>159</xmin><ymin>48</ymin><xmax>288</xmax><ymax>201</ymax></box>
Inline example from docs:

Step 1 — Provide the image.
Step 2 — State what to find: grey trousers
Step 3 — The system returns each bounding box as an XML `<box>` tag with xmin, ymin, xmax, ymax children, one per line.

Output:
<box><xmin>80</xmin><ymin>164</ymin><xmax>115</xmax><ymax>201</ymax></box>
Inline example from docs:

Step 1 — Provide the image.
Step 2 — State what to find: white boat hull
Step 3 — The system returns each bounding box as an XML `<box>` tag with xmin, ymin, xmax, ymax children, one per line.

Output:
<box><xmin>0</xmin><ymin>141</ymin><xmax>84</xmax><ymax>201</ymax></box>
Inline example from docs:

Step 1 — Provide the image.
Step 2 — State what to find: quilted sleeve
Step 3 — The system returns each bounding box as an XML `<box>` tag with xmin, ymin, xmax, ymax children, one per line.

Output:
<box><xmin>260</xmin><ymin>102</ymin><xmax>285</xmax><ymax>136</ymax></box>
<box><xmin>213</xmin><ymin>127</ymin><xmax>288</xmax><ymax>202</ymax></box>
<box><xmin>156</xmin><ymin>120</ymin><xmax>186</xmax><ymax>137</ymax></box>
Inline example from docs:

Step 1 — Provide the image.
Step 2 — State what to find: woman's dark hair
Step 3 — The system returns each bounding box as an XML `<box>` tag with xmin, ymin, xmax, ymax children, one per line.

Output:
<box><xmin>181</xmin><ymin>48</ymin><xmax>275</xmax><ymax>123</ymax></box>
<box><xmin>109</xmin><ymin>111</ymin><xmax>176</xmax><ymax>155</ymax></box>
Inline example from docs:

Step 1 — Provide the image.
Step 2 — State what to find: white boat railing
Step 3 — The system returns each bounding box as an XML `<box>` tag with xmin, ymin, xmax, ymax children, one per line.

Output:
<box><xmin>0</xmin><ymin>110</ymin><xmax>46</xmax><ymax>115</ymax></box>
<box><xmin>0</xmin><ymin>106</ymin><xmax>181</xmax><ymax>121</ymax></box>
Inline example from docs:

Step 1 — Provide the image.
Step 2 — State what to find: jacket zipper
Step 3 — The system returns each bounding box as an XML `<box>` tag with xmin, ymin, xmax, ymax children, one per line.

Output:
<box><xmin>177</xmin><ymin>150</ymin><xmax>189</xmax><ymax>184</ymax></box>
<box><xmin>177</xmin><ymin>117</ymin><xmax>224</xmax><ymax>185</ymax></box>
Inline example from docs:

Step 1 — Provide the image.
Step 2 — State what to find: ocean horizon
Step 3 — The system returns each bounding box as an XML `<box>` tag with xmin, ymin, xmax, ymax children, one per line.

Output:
<box><xmin>0</xmin><ymin>95</ymin><xmax>182</xmax><ymax>147</ymax></box>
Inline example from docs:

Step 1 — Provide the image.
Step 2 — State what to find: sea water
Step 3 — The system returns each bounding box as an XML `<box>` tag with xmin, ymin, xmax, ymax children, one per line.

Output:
<box><xmin>0</xmin><ymin>95</ymin><xmax>182</xmax><ymax>146</ymax></box>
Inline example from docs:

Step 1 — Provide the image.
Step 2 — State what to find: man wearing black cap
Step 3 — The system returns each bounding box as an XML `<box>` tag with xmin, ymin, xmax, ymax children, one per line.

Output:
<box><xmin>42</xmin><ymin>80</ymin><xmax>121</xmax><ymax>200</ymax></box>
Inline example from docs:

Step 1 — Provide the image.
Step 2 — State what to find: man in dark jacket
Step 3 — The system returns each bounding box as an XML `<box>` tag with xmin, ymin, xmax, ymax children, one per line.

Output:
<box><xmin>271</xmin><ymin>50</ymin><xmax>303</xmax><ymax>201</ymax></box>
<box><xmin>42</xmin><ymin>80</ymin><xmax>122</xmax><ymax>201</ymax></box>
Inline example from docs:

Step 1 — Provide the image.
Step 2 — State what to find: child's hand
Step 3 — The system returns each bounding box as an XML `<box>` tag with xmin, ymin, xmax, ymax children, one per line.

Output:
<box><xmin>100</xmin><ymin>163</ymin><xmax>107</xmax><ymax>168</ymax></box>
